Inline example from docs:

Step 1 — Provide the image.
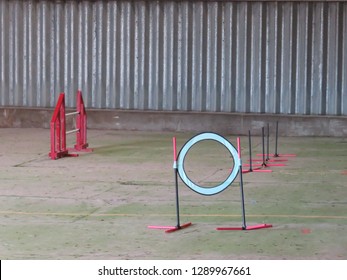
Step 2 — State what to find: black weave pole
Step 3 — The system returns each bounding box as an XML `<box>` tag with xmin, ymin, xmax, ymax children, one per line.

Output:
<box><xmin>274</xmin><ymin>121</ymin><xmax>279</xmax><ymax>157</ymax></box>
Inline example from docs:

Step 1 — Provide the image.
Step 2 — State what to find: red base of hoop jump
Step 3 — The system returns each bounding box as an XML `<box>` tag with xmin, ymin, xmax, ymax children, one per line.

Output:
<box><xmin>148</xmin><ymin>222</ymin><xmax>193</xmax><ymax>233</ymax></box>
<box><xmin>217</xmin><ymin>224</ymin><xmax>272</xmax><ymax>231</ymax></box>
<box><xmin>49</xmin><ymin>90</ymin><xmax>92</xmax><ymax>160</ymax></box>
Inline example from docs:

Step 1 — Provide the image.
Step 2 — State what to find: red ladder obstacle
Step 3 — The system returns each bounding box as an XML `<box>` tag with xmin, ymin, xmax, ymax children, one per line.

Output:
<box><xmin>49</xmin><ymin>90</ymin><xmax>92</xmax><ymax>160</ymax></box>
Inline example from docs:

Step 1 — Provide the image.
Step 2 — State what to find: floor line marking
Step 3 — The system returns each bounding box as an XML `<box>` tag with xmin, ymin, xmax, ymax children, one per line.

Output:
<box><xmin>1</xmin><ymin>211</ymin><xmax>347</xmax><ymax>220</ymax></box>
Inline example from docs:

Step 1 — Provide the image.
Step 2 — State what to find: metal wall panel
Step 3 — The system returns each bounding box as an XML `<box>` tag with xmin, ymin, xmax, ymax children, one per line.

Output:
<box><xmin>0</xmin><ymin>0</ymin><xmax>346</xmax><ymax>115</ymax></box>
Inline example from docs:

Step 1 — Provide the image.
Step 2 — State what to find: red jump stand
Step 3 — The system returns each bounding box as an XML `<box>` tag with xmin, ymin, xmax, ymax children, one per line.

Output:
<box><xmin>49</xmin><ymin>90</ymin><xmax>93</xmax><ymax>160</ymax></box>
<box><xmin>148</xmin><ymin>137</ymin><xmax>192</xmax><ymax>233</ymax></box>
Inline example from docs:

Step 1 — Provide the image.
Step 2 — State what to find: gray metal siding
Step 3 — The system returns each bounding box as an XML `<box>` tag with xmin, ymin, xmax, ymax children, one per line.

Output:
<box><xmin>0</xmin><ymin>0</ymin><xmax>346</xmax><ymax>115</ymax></box>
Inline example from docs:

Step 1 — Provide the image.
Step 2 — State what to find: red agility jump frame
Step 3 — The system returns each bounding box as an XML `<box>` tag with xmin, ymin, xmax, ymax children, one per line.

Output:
<box><xmin>49</xmin><ymin>90</ymin><xmax>92</xmax><ymax>160</ymax></box>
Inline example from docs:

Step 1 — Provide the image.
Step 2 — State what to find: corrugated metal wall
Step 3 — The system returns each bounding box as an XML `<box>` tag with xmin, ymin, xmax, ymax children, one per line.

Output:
<box><xmin>0</xmin><ymin>0</ymin><xmax>346</xmax><ymax>115</ymax></box>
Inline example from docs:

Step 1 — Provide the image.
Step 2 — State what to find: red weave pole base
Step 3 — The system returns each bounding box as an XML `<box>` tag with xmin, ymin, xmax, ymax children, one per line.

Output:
<box><xmin>257</xmin><ymin>153</ymin><xmax>296</xmax><ymax>157</ymax></box>
<box><xmin>248</xmin><ymin>158</ymin><xmax>288</xmax><ymax>162</ymax></box>
<box><xmin>217</xmin><ymin>224</ymin><xmax>272</xmax><ymax>231</ymax></box>
<box><xmin>252</xmin><ymin>169</ymin><xmax>273</xmax><ymax>173</ymax></box>
<box><xmin>242</xmin><ymin>167</ymin><xmax>273</xmax><ymax>173</ymax></box>
<box><xmin>342</xmin><ymin>171</ymin><xmax>347</xmax><ymax>175</ymax></box>
<box><xmin>244</xmin><ymin>162</ymin><xmax>286</xmax><ymax>167</ymax></box>
<box><xmin>264</xmin><ymin>163</ymin><xmax>286</xmax><ymax>167</ymax></box>
<box><xmin>243</xmin><ymin>163</ymin><xmax>263</xmax><ymax>167</ymax></box>
<box><xmin>148</xmin><ymin>222</ymin><xmax>193</xmax><ymax>233</ymax></box>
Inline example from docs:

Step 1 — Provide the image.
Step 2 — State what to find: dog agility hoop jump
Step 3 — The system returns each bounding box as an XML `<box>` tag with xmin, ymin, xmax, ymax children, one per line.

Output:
<box><xmin>148</xmin><ymin>132</ymin><xmax>272</xmax><ymax>233</ymax></box>
<box><xmin>49</xmin><ymin>90</ymin><xmax>92</xmax><ymax>160</ymax></box>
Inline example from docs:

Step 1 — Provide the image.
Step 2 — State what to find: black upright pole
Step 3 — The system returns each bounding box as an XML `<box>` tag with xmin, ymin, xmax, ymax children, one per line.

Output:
<box><xmin>262</xmin><ymin>127</ymin><xmax>266</xmax><ymax>166</ymax></box>
<box><xmin>172</xmin><ymin>137</ymin><xmax>181</xmax><ymax>229</ymax></box>
<box><xmin>174</xmin><ymin>168</ymin><xmax>181</xmax><ymax>229</ymax></box>
<box><xmin>239</xmin><ymin>165</ymin><xmax>247</xmax><ymax>230</ymax></box>
<box><xmin>266</xmin><ymin>123</ymin><xmax>270</xmax><ymax>161</ymax></box>
<box><xmin>248</xmin><ymin>130</ymin><xmax>253</xmax><ymax>172</ymax></box>
<box><xmin>237</xmin><ymin>138</ymin><xmax>247</xmax><ymax>230</ymax></box>
<box><xmin>275</xmin><ymin>121</ymin><xmax>279</xmax><ymax>157</ymax></box>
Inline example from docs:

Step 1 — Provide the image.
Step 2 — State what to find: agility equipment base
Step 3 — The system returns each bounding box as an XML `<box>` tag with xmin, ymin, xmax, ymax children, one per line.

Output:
<box><xmin>148</xmin><ymin>223</ymin><xmax>193</xmax><ymax>233</ymax></box>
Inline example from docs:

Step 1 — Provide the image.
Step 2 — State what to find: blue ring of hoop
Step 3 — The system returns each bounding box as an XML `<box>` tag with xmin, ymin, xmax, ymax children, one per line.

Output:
<box><xmin>177</xmin><ymin>132</ymin><xmax>240</xmax><ymax>196</ymax></box>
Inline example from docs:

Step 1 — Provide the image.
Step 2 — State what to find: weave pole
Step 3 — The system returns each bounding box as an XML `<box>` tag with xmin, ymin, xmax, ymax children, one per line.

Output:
<box><xmin>242</xmin><ymin>130</ymin><xmax>273</xmax><ymax>173</ymax></box>
<box><xmin>257</xmin><ymin>121</ymin><xmax>297</xmax><ymax>158</ymax></box>
<box><xmin>243</xmin><ymin>127</ymin><xmax>275</xmax><ymax>171</ymax></box>
<box><xmin>258</xmin><ymin>126</ymin><xmax>286</xmax><ymax>167</ymax></box>
<box><xmin>273</xmin><ymin>121</ymin><xmax>297</xmax><ymax>158</ymax></box>
<box><xmin>238</xmin><ymin>137</ymin><xmax>247</xmax><ymax>229</ymax></box>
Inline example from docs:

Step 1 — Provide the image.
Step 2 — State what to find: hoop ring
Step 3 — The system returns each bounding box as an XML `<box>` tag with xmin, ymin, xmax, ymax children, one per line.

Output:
<box><xmin>177</xmin><ymin>132</ymin><xmax>240</xmax><ymax>196</ymax></box>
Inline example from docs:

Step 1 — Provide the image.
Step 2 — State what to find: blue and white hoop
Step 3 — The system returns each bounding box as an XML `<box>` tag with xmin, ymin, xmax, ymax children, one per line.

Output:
<box><xmin>177</xmin><ymin>132</ymin><xmax>240</xmax><ymax>196</ymax></box>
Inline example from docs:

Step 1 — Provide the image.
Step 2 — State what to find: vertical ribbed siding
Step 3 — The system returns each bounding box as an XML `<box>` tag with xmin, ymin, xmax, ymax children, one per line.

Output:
<box><xmin>343</xmin><ymin>3</ymin><xmax>347</xmax><ymax>115</ymax></box>
<box><xmin>0</xmin><ymin>0</ymin><xmax>346</xmax><ymax>115</ymax></box>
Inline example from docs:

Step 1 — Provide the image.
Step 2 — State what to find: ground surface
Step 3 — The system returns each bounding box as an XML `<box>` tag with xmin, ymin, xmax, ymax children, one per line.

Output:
<box><xmin>0</xmin><ymin>128</ymin><xmax>346</xmax><ymax>259</ymax></box>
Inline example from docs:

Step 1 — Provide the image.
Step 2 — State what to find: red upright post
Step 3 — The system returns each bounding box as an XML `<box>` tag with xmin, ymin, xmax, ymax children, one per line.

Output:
<box><xmin>49</xmin><ymin>93</ymin><xmax>69</xmax><ymax>160</ymax></box>
<box><xmin>60</xmin><ymin>97</ymin><xmax>66</xmax><ymax>152</ymax></box>
<box><xmin>75</xmin><ymin>91</ymin><xmax>82</xmax><ymax>149</ymax></box>
<box><xmin>74</xmin><ymin>90</ymin><xmax>92</xmax><ymax>151</ymax></box>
